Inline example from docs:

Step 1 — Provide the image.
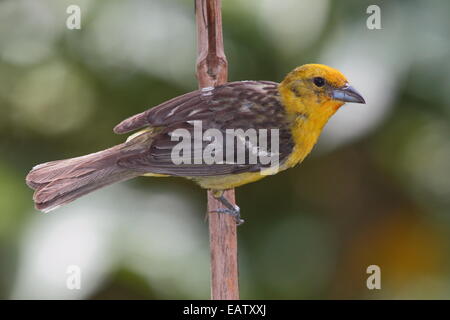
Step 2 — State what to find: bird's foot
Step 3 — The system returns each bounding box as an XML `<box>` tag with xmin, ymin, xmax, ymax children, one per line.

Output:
<box><xmin>209</xmin><ymin>189</ymin><xmax>244</xmax><ymax>225</ymax></box>
<box><xmin>210</xmin><ymin>205</ymin><xmax>244</xmax><ymax>225</ymax></box>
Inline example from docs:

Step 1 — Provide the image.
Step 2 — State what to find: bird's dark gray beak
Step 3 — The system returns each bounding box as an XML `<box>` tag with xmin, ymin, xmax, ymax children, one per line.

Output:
<box><xmin>332</xmin><ymin>84</ymin><xmax>365</xmax><ymax>104</ymax></box>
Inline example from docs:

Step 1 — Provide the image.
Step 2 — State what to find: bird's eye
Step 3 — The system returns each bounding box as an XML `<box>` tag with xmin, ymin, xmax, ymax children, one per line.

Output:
<box><xmin>313</xmin><ymin>77</ymin><xmax>325</xmax><ymax>87</ymax></box>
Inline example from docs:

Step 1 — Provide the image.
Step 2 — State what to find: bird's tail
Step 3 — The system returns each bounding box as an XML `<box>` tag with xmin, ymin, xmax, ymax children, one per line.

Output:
<box><xmin>26</xmin><ymin>143</ymin><xmax>140</xmax><ymax>213</ymax></box>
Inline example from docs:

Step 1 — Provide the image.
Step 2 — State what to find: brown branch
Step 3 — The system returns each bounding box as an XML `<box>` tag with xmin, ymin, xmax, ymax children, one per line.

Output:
<box><xmin>195</xmin><ymin>0</ymin><xmax>239</xmax><ymax>300</ymax></box>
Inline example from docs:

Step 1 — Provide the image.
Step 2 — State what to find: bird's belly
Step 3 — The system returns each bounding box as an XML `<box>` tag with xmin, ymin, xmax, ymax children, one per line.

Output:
<box><xmin>142</xmin><ymin>173</ymin><xmax>170</xmax><ymax>177</ymax></box>
<box><xmin>191</xmin><ymin>172</ymin><xmax>268</xmax><ymax>190</ymax></box>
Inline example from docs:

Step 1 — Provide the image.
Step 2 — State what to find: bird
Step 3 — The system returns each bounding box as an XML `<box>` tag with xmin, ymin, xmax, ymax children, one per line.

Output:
<box><xmin>26</xmin><ymin>64</ymin><xmax>365</xmax><ymax>222</ymax></box>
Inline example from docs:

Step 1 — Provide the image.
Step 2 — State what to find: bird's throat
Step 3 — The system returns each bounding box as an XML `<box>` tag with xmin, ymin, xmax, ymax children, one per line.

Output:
<box><xmin>283</xmin><ymin>101</ymin><xmax>338</xmax><ymax>169</ymax></box>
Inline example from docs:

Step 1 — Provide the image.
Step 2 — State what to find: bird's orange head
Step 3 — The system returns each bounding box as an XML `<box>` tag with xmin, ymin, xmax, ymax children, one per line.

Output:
<box><xmin>279</xmin><ymin>64</ymin><xmax>365</xmax><ymax>121</ymax></box>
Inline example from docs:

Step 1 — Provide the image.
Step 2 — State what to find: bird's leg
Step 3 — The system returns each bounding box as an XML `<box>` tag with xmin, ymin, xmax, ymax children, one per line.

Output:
<box><xmin>209</xmin><ymin>190</ymin><xmax>244</xmax><ymax>225</ymax></box>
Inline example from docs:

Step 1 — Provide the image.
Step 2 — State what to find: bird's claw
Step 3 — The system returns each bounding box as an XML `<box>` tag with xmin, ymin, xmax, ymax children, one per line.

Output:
<box><xmin>210</xmin><ymin>205</ymin><xmax>244</xmax><ymax>225</ymax></box>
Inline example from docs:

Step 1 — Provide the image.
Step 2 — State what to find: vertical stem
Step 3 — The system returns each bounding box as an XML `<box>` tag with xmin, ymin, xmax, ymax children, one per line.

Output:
<box><xmin>195</xmin><ymin>0</ymin><xmax>239</xmax><ymax>300</ymax></box>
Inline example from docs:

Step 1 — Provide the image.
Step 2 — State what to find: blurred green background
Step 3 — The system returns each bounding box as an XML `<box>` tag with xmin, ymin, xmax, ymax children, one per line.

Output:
<box><xmin>1</xmin><ymin>0</ymin><xmax>450</xmax><ymax>299</ymax></box>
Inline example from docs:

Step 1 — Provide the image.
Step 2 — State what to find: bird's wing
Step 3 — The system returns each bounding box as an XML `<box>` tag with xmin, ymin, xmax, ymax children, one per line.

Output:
<box><xmin>116</xmin><ymin>81</ymin><xmax>295</xmax><ymax>176</ymax></box>
<box><xmin>114</xmin><ymin>81</ymin><xmax>278</xmax><ymax>133</ymax></box>
<box><xmin>114</xmin><ymin>90</ymin><xmax>201</xmax><ymax>134</ymax></box>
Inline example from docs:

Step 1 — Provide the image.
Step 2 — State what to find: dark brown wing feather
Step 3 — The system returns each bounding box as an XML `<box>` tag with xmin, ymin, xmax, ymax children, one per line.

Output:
<box><xmin>116</xmin><ymin>81</ymin><xmax>295</xmax><ymax>176</ymax></box>
<box><xmin>114</xmin><ymin>90</ymin><xmax>201</xmax><ymax>134</ymax></box>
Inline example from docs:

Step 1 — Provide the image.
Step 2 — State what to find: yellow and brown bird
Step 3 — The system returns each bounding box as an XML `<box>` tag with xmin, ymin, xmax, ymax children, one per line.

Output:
<box><xmin>26</xmin><ymin>64</ymin><xmax>365</xmax><ymax>219</ymax></box>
